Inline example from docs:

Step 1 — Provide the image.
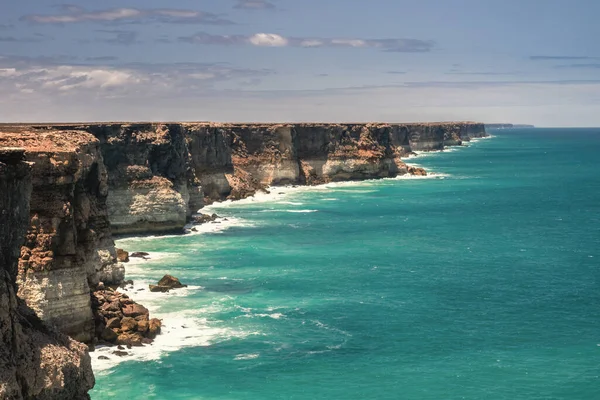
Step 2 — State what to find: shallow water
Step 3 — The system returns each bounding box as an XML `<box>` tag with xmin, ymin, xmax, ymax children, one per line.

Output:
<box><xmin>91</xmin><ymin>129</ymin><xmax>600</xmax><ymax>399</ymax></box>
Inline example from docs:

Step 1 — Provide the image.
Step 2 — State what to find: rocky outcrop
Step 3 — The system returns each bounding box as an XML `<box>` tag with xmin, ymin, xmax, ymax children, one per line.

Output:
<box><xmin>0</xmin><ymin>148</ymin><xmax>94</xmax><ymax>399</ymax></box>
<box><xmin>91</xmin><ymin>286</ymin><xmax>161</xmax><ymax>347</ymax></box>
<box><xmin>149</xmin><ymin>275</ymin><xmax>187</xmax><ymax>293</ymax></box>
<box><xmin>0</xmin><ymin>130</ymin><xmax>124</xmax><ymax>343</ymax></box>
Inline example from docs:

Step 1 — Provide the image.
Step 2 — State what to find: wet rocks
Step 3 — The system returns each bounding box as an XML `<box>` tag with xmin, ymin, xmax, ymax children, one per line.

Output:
<box><xmin>116</xmin><ymin>248</ymin><xmax>129</xmax><ymax>262</ymax></box>
<box><xmin>130</xmin><ymin>252</ymin><xmax>150</xmax><ymax>259</ymax></box>
<box><xmin>92</xmin><ymin>287</ymin><xmax>162</xmax><ymax>347</ymax></box>
<box><xmin>149</xmin><ymin>274</ymin><xmax>187</xmax><ymax>293</ymax></box>
<box><xmin>149</xmin><ymin>285</ymin><xmax>170</xmax><ymax>293</ymax></box>
<box><xmin>192</xmin><ymin>213</ymin><xmax>219</xmax><ymax>225</ymax></box>
<box><xmin>408</xmin><ymin>166</ymin><xmax>427</xmax><ymax>176</ymax></box>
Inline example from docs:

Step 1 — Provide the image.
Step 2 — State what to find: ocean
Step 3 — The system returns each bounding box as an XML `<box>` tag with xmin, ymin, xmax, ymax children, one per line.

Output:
<box><xmin>90</xmin><ymin>128</ymin><xmax>600</xmax><ymax>400</ymax></box>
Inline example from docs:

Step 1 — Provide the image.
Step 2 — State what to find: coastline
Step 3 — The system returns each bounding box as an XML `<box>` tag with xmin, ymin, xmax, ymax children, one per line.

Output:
<box><xmin>91</xmin><ymin>135</ymin><xmax>492</xmax><ymax>373</ymax></box>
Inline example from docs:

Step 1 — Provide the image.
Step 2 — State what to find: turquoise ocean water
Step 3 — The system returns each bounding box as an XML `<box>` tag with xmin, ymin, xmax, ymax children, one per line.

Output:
<box><xmin>91</xmin><ymin>128</ymin><xmax>600</xmax><ymax>399</ymax></box>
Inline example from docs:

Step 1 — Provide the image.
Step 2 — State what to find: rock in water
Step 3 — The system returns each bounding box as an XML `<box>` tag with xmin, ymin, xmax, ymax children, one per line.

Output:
<box><xmin>116</xmin><ymin>248</ymin><xmax>129</xmax><ymax>262</ymax></box>
<box><xmin>130</xmin><ymin>252</ymin><xmax>150</xmax><ymax>258</ymax></box>
<box><xmin>408</xmin><ymin>166</ymin><xmax>428</xmax><ymax>176</ymax></box>
<box><xmin>149</xmin><ymin>285</ymin><xmax>171</xmax><ymax>293</ymax></box>
<box><xmin>157</xmin><ymin>275</ymin><xmax>187</xmax><ymax>289</ymax></box>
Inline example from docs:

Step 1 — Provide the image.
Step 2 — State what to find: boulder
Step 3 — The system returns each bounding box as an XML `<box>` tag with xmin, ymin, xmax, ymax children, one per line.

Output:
<box><xmin>149</xmin><ymin>284</ymin><xmax>171</xmax><ymax>293</ymax></box>
<box><xmin>116</xmin><ymin>333</ymin><xmax>144</xmax><ymax>347</ymax></box>
<box><xmin>130</xmin><ymin>252</ymin><xmax>150</xmax><ymax>258</ymax></box>
<box><xmin>192</xmin><ymin>213</ymin><xmax>218</xmax><ymax>225</ymax></box>
<box><xmin>137</xmin><ymin>320</ymin><xmax>149</xmax><ymax>333</ymax></box>
<box><xmin>122</xmin><ymin>303</ymin><xmax>149</xmax><ymax>318</ymax></box>
<box><xmin>157</xmin><ymin>274</ymin><xmax>187</xmax><ymax>290</ymax></box>
<box><xmin>408</xmin><ymin>166</ymin><xmax>427</xmax><ymax>176</ymax></box>
<box><xmin>112</xmin><ymin>350</ymin><xmax>129</xmax><ymax>357</ymax></box>
<box><xmin>121</xmin><ymin>317</ymin><xmax>138</xmax><ymax>332</ymax></box>
<box><xmin>98</xmin><ymin>356</ymin><xmax>110</xmax><ymax>360</ymax></box>
<box><xmin>101</xmin><ymin>327</ymin><xmax>118</xmax><ymax>342</ymax></box>
<box><xmin>105</xmin><ymin>317</ymin><xmax>121</xmax><ymax>330</ymax></box>
<box><xmin>147</xmin><ymin>318</ymin><xmax>162</xmax><ymax>339</ymax></box>
<box><xmin>116</xmin><ymin>248</ymin><xmax>129</xmax><ymax>262</ymax></box>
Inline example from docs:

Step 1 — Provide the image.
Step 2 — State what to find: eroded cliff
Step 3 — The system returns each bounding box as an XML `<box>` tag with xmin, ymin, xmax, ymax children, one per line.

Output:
<box><xmin>46</xmin><ymin>124</ymin><xmax>203</xmax><ymax>236</ymax></box>
<box><xmin>0</xmin><ymin>130</ymin><xmax>124</xmax><ymax>343</ymax></box>
<box><xmin>0</xmin><ymin>148</ymin><xmax>94</xmax><ymax>400</ymax></box>
<box><xmin>6</xmin><ymin>122</ymin><xmax>487</xmax><ymax>235</ymax></box>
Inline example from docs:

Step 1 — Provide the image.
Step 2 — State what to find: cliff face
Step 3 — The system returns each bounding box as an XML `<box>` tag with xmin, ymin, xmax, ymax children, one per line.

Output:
<box><xmin>0</xmin><ymin>148</ymin><xmax>94</xmax><ymax>400</ymax></box>
<box><xmin>0</xmin><ymin>130</ymin><xmax>124</xmax><ymax>343</ymax></box>
<box><xmin>10</xmin><ymin>122</ymin><xmax>487</xmax><ymax>234</ymax></box>
<box><xmin>47</xmin><ymin>124</ymin><xmax>203</xmax><ymax>236</ymax></box>
<box><xmin>202</xmin><ymin>122</ymin><xmax>487</xmax><ymax>201</ymax></box>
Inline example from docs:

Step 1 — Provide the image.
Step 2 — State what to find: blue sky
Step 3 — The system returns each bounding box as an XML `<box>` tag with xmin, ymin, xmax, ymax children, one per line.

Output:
<box><xmin>1</xmin><ymin>0</ymin><xmax>599</xmax><ymax>125</ymax></box>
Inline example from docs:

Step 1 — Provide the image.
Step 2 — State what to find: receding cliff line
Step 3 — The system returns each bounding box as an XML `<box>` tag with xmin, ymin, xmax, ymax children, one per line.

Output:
<box><xmin>0</xmin><ymin>148</ymin><xmax>94</xmax><ymax>400</ymax></box>
<box><xmin>0</xmin><ymin>120</ymin><xmax>486</xmax><ymax>398</ymax></box>
<box><xmin>3</xmin><ymin>122</ymin><xmax>487</xmax><ymax>236</ymax></box>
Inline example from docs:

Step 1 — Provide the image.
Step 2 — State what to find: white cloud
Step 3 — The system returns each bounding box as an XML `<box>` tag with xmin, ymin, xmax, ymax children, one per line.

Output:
<box><xmin>22</xmin><ymin>7</ymin><xmax>234</xmax><ymax>25</ymax></box>
<box><xmin>330</xmin><ymin>39</ymin><xmax>367</xmax><ymax>48</ymax></box>
<box><xmin>180</xmin><ymin>33</ymin><xmax>435</xmax><ymax>52</ymax></box>
<box><xmin>248</xmin><ymin>33</ymin><xmax>288</xmax><ymax>47</ymax></box>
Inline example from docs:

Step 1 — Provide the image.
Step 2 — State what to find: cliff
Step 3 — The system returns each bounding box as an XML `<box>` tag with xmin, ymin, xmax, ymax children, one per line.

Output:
<box><xmin>42</xmin><ymin>124</ymin><xmax>203</xmax><ymax>236</ymax></box>
<box><xmin>0</xmin><ymin>148</ymin><xmax>94</xmax><ymax>399</ymax></box>
<box><xmin>0</xmin><ymin>130</ymin><xmax>124</xmax><ymax>343</ymax></box>
<box><xmin>3</xmin><ymin>122</ymin><xmax>487</xmax><ymax>235</ymax></box>
<box><xmin>189</xmin><ymin>122</ymin><xmax>487</xmax><ymax>202</ymax></box>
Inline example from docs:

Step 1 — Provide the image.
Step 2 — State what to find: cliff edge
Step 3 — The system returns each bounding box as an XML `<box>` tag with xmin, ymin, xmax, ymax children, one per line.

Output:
<box><xmin>0</xmin><ymin>147</ymin><xmax>94</xmax><ymax>399</ymax></box>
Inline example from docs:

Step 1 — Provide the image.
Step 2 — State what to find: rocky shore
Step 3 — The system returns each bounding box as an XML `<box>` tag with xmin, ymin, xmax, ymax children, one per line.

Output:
<box><xmin>0</xmin><ymin>121</ymin><xmax>487</xmax><ymax>397</ymax></box>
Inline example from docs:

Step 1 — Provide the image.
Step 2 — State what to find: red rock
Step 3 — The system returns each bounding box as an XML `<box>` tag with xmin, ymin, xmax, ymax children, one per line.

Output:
<box><xmin>157</xmin><ymin>274</ymin><xmax>186</xmax><ymax>289</ymax></box>
<box><xmin>137</xmin><ymin>320</ymin><xmax>149</xmax><ymax>333</ymax></box>
<box><xmin>147</xmin><ymin>318</ymin><xmax>162</xmax><ymax>339</ymax></box>
<box><xmin>122</xmin><ymin>303</ymin><xmax>149</xmax><ymax>318</ymax></box>
<box><xmin>105</xmin><ymin>317</ymin><xmax>121</xmax><ymax>329</ymax></box>
<box><xmin>116</xmin><ymin>248</ymin><xmax>129</xmax><ymax>262</ymax></box>
<box><xmin>116</xmin><ymin>333</ymin><xmax>143</xmax><ymax>347</ymax></box>
<box><xmin>121</xmin><ymin>317</ymin><xmax>137</xmax><ymax>332</ymax></box>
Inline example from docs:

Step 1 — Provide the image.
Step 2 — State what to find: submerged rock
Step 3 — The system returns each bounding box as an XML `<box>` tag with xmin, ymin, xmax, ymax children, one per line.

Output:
<box><xmin>149</xmin><ymin>285</ymin><xmax>170</xmax><ymax>293</ymax></box>
<box><xmin>130</xmin><ymin>252</ymin><xmax>150</xmax><ymax>259</ymax></box>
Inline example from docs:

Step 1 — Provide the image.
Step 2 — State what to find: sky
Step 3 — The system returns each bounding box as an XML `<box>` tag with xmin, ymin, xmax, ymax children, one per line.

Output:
<box><xmin>0</xmin><ymin>0</ymin><xmax>599</xmax><ymax>126</ymax></box>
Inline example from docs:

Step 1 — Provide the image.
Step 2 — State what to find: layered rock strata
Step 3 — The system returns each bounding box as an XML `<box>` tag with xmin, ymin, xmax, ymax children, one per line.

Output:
<box><xmin>43</xmin><ymin>124</ymin><xmax>204</xmax><ymax>236</ymax></box>
<box><xmin>0</xmin><ymin>130</ymin><xmax>124</xmax><ymax>343</ymax></box>
<box><xmin>3</xmin><ymin>122</ymin><xmax>487</xmax><ymax>235</ymax></box>
<box><xmin>190</xmin><ymin>122</ymin><xmax>487</xmax><ymax>201</ymax></box>
<box><xmin>0</xmin><ymin>148</ymin><xmax>94</xmax><ymax>400</ymax></box>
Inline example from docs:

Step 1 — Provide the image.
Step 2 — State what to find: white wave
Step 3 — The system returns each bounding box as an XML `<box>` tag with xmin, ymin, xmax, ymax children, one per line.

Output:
<box><xmin>286</xmin><ymin>209</ymin><xmax>318</xmax><ymax>213</ymax></box>
<box><xmin>92</xmin><ymin>310</ymin><xmax>257</xmax><ymax>373</ymax></box>
<box><xmin>280</xmin><ymin>201</ymin><xmax>304</xmax><ymax>205</ymax></box>
<box><xmin>321</xmin><ymin>198</ymin><xmax>339</xmax><ymax>201</ymax></box>
<box><xmin>234</xmin><ymin>353</ymin><xmax>260</xmax><ymax>360</ymax></box>
<box><xmin>91</xmin><ymin>276</ymin><xmax>262</xmax><ymax>373</ymax></box>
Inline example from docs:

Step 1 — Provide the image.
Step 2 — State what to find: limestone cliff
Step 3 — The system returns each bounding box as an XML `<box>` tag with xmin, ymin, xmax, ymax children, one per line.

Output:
<box><xmin>194</xmin><ymin>122</ymin><xmax>487</xmax><ymax>201</ymax></box>
<box><xmin>46</xmin><ymin>124</ymin><xmax>203</xmax><ymax>236</ymax></box>
<box><xmin>3</xmin><ymin>122</ymin><xmax>486</xmax><ymax>235</ymax></box>
<box><xmin>0</xmin><ymin>148</ymin><xmax>94</xmax><ymax>400</ymax></box>
<box><xmin>0</xmin><ymin>130</ymin><xmax>124</xmax><ymax>343</ymax></box>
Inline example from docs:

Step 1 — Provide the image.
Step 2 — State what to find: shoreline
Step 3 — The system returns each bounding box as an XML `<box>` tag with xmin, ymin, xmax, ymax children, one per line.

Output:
<box><xmin>91</xmin><ymin>135</ymin><xmax>491</xmax><ymax>373</ymax></box>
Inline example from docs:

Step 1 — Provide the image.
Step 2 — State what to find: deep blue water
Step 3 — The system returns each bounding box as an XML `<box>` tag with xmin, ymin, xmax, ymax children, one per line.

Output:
<box><xmin>91</xmin><ymin>128</ymin><xmax>600</xmax><ymax>399</ymax></box>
